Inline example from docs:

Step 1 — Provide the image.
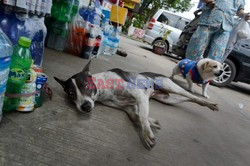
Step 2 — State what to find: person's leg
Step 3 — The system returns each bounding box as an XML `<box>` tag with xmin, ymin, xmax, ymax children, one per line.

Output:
<box><xmin>207</xmin><ymin>29</ymin><xmax>230</xmax><ymax>62</ymax></box>
<box><xmin>186</xmin><ymin>25</ymin><xmax>211</xmax><ymax>61</ymax></box>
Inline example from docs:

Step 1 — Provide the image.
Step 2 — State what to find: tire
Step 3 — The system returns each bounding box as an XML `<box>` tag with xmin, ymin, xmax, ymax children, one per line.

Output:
<box><xmin>211</xmin><ymin>59</ymin><xmax>236</xmax><ymax>87</ymax></box>
<box><xmin>153</xmin><ymin>40</ymin><xmax>168</xmax><ymax>54</ymax></box>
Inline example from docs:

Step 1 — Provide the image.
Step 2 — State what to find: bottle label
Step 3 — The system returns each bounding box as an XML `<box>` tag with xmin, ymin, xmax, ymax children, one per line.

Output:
<box><xmin>0</xmin><ymin>56</ymin><xmax>11</xmax><ymax>94</ymax></box>
<box><xmin>8</xmin><ymin>68</ymin><xmax>26</xmax><ymax>83</ymax></box>
<box><xmin>95</xmin><ymin>38</ymin><xmax>101</xmax><ymax>47</ymax></box>
<box><xmin>17</xmin><ymin>82</ymin><xmax>36</xmax><ymax>112</ymax></box>
<box><xmin>86</xmin><ymin>38</ymin><xmax>96</xmax><ymax>47</ymax></box>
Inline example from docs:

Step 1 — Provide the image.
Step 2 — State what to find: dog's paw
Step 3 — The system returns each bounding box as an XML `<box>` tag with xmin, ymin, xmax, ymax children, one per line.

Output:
<box><xmin>149</xmin><ymin>118</ymin><xmax>161</xmax><ymax>130</ymax></box>
<box><xmin>208</xmin><ymin>103</ymin><xmax>219</xmax><ymax>112</ymax></box>
<box><xmin>143</xmin><ymin>128</ymin><xmax>156</xmax><ymax>149</ymax></box>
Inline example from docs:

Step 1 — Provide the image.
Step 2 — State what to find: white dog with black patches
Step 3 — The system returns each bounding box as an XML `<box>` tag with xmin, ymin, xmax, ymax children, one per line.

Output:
<box><xmin>54</xmin><ymin>61</ymin><xmax>219</xmax><ymax>149</ymax></box>
<box><xmin>171</xmin><ymin>58</ymin><xmax>222</xmax><ymax>99</ymax></box>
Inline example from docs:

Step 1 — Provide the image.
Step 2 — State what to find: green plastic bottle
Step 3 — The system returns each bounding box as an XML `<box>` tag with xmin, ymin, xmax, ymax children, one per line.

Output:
<box><xmin>51</xmin><ymin>0</ymin><xmax>73</xmax><ymax>22</ymax></box>
<box><xmin>3</xmin><ymin>37</ymin><xmax>32</xmax><ymax>112</ymax></box>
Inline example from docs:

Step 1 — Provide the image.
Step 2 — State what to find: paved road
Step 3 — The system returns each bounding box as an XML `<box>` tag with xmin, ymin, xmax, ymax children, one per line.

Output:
<box><xmin>1</xmin><ymin>36</ymin><xmax>250</xmax><ymax>166</ymax></box>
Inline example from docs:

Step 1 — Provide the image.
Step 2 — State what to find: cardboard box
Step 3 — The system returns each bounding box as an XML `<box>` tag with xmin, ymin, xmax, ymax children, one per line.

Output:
<box><xmin>110</xmin><ymin>5</ymin><xmax>128</xmax><ymax>25</ymax></box>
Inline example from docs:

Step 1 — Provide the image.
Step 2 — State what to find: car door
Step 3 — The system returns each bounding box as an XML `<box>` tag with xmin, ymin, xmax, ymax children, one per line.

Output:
<box><xmin>234</xmin><ymin>39</ymin><xmax>250</xmax><ymax>82</ymax></box>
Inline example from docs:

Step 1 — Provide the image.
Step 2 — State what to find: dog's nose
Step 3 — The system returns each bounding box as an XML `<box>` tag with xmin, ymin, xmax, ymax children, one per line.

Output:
<box><xmin>81</xmin><ymin>102</ymin><xmax>92</xmax><ymax>112</ymax></box>
<box><xmin>215</xmin><ymin>70</ymin><xmax>223</xmax><ymax>77</ymax></box>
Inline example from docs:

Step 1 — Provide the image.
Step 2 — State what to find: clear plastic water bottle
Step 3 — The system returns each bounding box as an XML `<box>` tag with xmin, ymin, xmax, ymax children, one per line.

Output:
<box><xmin>79</xmin><ymin>6</ymin><xmax>89</xmax><ymax>22</ymax></box>
<box><xmin>46</xmin><ymin>0</ymin><xmax>53</xmax><ymax>16</ymax></box>
<box><xmin>93</xmin><ymin>12</ymin><xmax>101</xmax><ymax>26</ymax></box>
<box><xmin>35</xmin><ymin>0</ymin><xmax>47</xmax><ymax>16</ymax></box>
<box><xmin>98</xmin><ymin>20</ymin><xmax>110</xmax><ymax>55</ymax></box>
<box><xmin>0</xmin><ymin>29</ymin><xmax>13</xmax><ymax>122</ymax></box>
<box><xmin>104</xmin><ymin>26</ymin><xmax>115</xmax><ymax>56</ymax></box>
<box><xmin>0</xmin><ymin>9</ymin><xmax>16</xmax><ymax>39</ymax></box>
<box><xmin>88</xmin><ymin>8</ymin><xmax>95</xmax><ymax>25</ymax></box>
<box><xmin>16</xmin><ymin>0</ymin><xmax>29</xmax><ymax>13</ymax></box>
<box><xmin>29</xmin><ymin>0</ymin><xmax>37</xmax><ymax>14</ymax></box>
<box><xmin>93</xmin><ymin>0</ymin><xmax>102</xmax><ymax>26</ymax></box>
<box><xmin>30</xmin><ymin>16</ymin><xmax>47</xmax><ymax>66</ymax></box>
<box><xmin>109</xmin><ymin>28</ymin><xmax>119</xmax><ymax>55</ymax></box>
<box><xmin>10</xmin><ymin>13</ymin><xmax>32</xmax><ymax>45</ymax></box>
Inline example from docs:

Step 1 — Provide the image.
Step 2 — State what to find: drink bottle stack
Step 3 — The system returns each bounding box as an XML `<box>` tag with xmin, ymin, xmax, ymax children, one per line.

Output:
<box><xmin>46</xmin><ymin>0</ymin><xmax>79</xmax><ymax>51</ymax></box>
<box><xmin>59</xmin><ymin>0</ymin><xmax>121</xmax><ymax>59</ymax></box>
<box><xmin>0</xmin><ymin>0</ymin><xmax>51</xmax><ymax>121</ymax></box>
<box><xmin>0</xmin><ymin>0</ymin><xmax>51</xmax><ymax>66</ymax></box>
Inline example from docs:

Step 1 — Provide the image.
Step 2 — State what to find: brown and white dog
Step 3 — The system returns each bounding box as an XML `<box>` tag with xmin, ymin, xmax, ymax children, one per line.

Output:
<box><xmin>170</xmin><ymin>58</ymin><xmax>222</xmax><ymax>98</ymax></box>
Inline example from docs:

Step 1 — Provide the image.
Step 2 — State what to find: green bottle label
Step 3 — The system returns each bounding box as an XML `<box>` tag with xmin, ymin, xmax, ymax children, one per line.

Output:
<box><xmin>9</xmin><ymin>68</ymin><xmax>26</xmax><ymax>81</ymax></box>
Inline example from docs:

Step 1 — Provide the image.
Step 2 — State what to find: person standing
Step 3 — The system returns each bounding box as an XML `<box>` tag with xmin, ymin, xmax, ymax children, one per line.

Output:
<box><xmin>186</xmin><ymin>0</ymin><xmax>250</xmax><ymax>62</ymax></box>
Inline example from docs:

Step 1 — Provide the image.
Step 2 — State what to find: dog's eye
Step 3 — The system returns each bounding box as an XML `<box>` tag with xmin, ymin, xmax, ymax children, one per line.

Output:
<box><xmin>213</xmin><ymin>65</ymin><xmax>217</xmax><ymax>68</ymax></box>
<box><xmin>69</xmin><ymin>90</ymin><xmax>76</xmax><ymax>99</ymax></box>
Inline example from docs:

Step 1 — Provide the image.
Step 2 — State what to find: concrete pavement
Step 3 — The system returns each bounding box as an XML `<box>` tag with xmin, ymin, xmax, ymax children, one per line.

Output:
<box><xmin>1</xmin><ymin>36</ymin><xmax>250</xmax><ymax>166</ymax></box>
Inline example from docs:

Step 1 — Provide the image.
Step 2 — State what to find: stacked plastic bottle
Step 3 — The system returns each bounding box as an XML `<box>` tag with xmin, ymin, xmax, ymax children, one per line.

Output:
<box><xmin>0</xmin><ymin>29</ymin><xmax>13</xmax><ymax>122</ymax></box>
<box><xmin>29</xmin><ymin>15</ymin><xmax>47</xmax><ymax>66</ymax></box>
<box><xmin>101</xmin><ymin>25</ymin><xmax>120</xmax><ymax>56</ymax></box>
<box><xmin>98</xmin><ymin>20</ymin><xmax>110</xmax><ymax>55</ymax></box>
<box><xmin>109</xmin><ymin>28</ymin><xmax>120</xmax><ymax>55</ymax></box>
<box><xmin>47</xmin><ymin>0</ymin><xmax>79</xmax><ymax>51</ymax></box>
<box><xmin>2</xmin><ymin>0</ymin><xmax>52</xmax><ymax>16</ymax></box>
<box><xmin>77</xmin><ymin>0</ymin><xmax>103</xmax><ymax>59</ymax></box>
<box><xmin>0</xmin><ymin>3</ymin><xmax>49</xmax><ymax>66</ymax></box>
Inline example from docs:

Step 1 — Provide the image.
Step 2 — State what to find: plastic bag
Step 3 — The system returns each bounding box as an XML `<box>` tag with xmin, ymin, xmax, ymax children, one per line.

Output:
<box><xmin>236</xmin><ymin>19</ymin><xmax>250</xmax><ymax>39</ymax></box>
<box><xmin>65</xmin><ymin>15</ymin><xmax>87</xmax><ymax>56</ymax></box>
<box><xmin>222</xmin><ymin>18</ymin><xmax>250</xmax><ymax>62</ymax></box>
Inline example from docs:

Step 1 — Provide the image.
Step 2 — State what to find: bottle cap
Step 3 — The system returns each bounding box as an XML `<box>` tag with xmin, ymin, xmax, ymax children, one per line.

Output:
<box><xmin>18</xmin><ymin>37</ymin><xmax>31</xmax><ymax>48</ymax></box>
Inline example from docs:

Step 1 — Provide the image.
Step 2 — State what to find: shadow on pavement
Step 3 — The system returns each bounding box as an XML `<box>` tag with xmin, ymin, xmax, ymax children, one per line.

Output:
<box><xmin>139</xmin><ymin>45</ymin><xmax>152</xmax><ymax>52</ymax></box>
<box><xmin>139</xmin><ymin>45</ymin><xmax>181</xmax><ymax>63</ymax></box>
<box><xmin>227</xmin><ymin>83</ymin><xmax>250</xmax><ymax>96</ymax></box>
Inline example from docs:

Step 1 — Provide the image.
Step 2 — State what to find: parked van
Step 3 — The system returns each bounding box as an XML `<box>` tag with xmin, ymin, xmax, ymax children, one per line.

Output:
<box><xmin>144</xmin><ymin>9</ymin><xmax>191</xmax><ymax>54</ymax></box>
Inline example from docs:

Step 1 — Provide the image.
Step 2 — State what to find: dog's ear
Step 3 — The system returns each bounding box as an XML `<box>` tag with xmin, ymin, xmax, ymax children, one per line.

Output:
<box><xmin>82</xmin><ymin>60</ymin><xmax>91</xmax><ymax>74</ymax></box>
<box><xmin>202</xmin><ymin>62</ymin><xmax>210</xmax><ymax>70</ymax></box>
<box><xmin>54</xmin><ymin>77</ymin><xmax>66</xmax><ymax>88</ymax></box>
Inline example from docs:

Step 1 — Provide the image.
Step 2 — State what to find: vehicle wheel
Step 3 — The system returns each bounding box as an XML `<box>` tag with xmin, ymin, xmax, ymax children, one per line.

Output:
<box><xmin>211</xmin><ymin>59</ymin><xmax>236</xmax><ymax>87</ymax></box>
<box><xmin>153</xmin><ymin>40</ymin><xmax>168</xmax><ymax>55</ymax></box>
